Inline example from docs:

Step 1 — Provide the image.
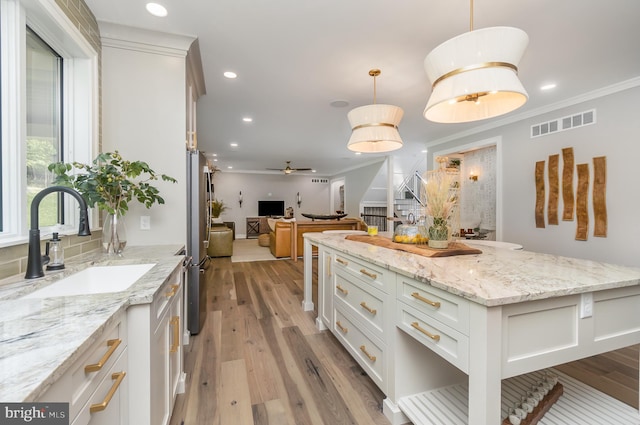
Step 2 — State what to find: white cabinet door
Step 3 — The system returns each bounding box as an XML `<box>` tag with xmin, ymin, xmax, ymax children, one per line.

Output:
<box><xmin>319</xmin><ymin>248</ymin><xmax>334</xmax><ymax>329</ymax></box>
<box><xmin>150</xmin><ymin>308</ymin><xmax>171</xmax><ymax>425</ymax></box>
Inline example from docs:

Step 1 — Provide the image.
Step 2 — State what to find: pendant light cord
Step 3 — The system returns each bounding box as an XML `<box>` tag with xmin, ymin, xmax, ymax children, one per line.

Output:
<box><xmin>469</xmin><ymin>0</ymin><xmax>474</xmax><ymax>31</ymax></box>
<box><xmin>369</xmin><ymin>69</ymin><xmax>381</xmax><ymax>104</ymax></box>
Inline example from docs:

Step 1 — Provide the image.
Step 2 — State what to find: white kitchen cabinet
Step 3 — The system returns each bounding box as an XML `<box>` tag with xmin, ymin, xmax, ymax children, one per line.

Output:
<box><xmin>38</xmin><ymin>312</ymin><xmax>129</xmax><ymax>425</ymax></box>
<box><xmin>317</xmin><ymin>247</ymin><xmax>333</xmax><ymax>330</ymax></box>
<box><xmin>127</xmin><ymin>263</ymin><xmax>185</xmax><ymax>425</ymax></box>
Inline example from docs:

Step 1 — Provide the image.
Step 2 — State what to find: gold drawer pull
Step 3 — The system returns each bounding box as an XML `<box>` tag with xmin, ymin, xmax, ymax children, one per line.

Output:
<box><xmin>336</xmin><ymin>285</ymin><xmax>349</xmax><ymax>295</ymax></box>
<box><xmin>326</xmin><ymin>256</ymin><xmax>332</xmax><ymax>276</ymax></box>
<box><xmin>411</xmin><ymin>322</ymin><xmax>441</xmax><ymax>342</ymax></box>
<box><xmin>336</xmin><ymin>258</ymin><xmax>348</xmax><ymax>266</ymax></box>
<box><xmin>359</xmin><ymin>269</ymin><xmax>377</xmax><ymax>280</ymax></box>
<box><xmin>359</xmin><ymin>345</ymin><xmax>377</xmax><ymax>362</ymax></box>
<box><xmin>360</xmin><ymin>301</ymin><xmax>377</xmax><ymax>315</ymax></box>
<box><xmin>90</xmin><ymin>371</ymin><xmax>126</xmax><ymax>413</ymax></box>
<box><xmin>85</xmin><ymin>339</ymin><xmax>121</xmax><ymax>373</ymax></box>
<box><xmin>335</xmin><ymin>321</ymin><xmax>348</xmax><ymax>334</ymax></box>
<box><xmin>411</xmin><ymin>292</ymin><xmax>441</xmax><ymax>308</ymax></box>
<box><xmin>170</xmin><ymin>316</ymin><xmax>180</xmax><ymax>353</ymax></box>
<box><xmin>165</xmin><ymin>284</ymin><xmax>179</xmax><ymax>298</ymax></box>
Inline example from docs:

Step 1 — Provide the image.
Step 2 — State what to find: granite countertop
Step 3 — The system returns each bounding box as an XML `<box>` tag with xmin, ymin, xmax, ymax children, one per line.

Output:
<box><xmin>0</xmin><ymin>245</ymin><xmax>185</xmax><ymax>402</ymax></box>
<box><xmin>304</xmin><ymin>233</ymin><xmax>640</xmax><ymax>307</ymax></box>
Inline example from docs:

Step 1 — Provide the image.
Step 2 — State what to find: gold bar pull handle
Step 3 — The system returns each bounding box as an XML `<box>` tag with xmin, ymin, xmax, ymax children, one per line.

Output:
<box><xmin>336</xmin><ymin>258</ymin><xmax>348</xmax><ymax>266</ymax></box>
<box><xmin>411</xmin><ymin>322</ymin><xmax>441</xmax><ymax>342</ymax></box>
<box><xmin>336</xmin><ymin>285</ymin><xmax>349</xmax><ymax>295</ymax></box>
<box><xmin>359</xmin><ymin>269</ymin><xmax>377</xmax><ymax>280</ymax></box>
<box><xmin>360</xmin><ymin>301</ymin><xmax>377</xmax><ymax>315</ymax></box>
<box><xmin>85</xmin><ymin>339</ymin><xmax>121</xmax><ymax>373</ymax></box>
<box><xmin>359</xmin><ymin>345</ymin><xmax>377</xmax><ymax>362</ymax></box>
<box><xmin>165</xmin><ymin>284</ymin><xmax>179</xmax><ymax>298</ymax></box>
<box><xmin>326</xmin><ymin>256</ymin><xmax>332</xmax><ymax>276</ymax></box>
<box><xmin>411</xmin><ymin>292</ymin><xmax>441</xmax><ymax>309</ymax></box>
<box><xmin>90</xmin><ymin>371</ymin><xmax>126</xmax><ymax>413</ymax></box>
<box><xmin>170</xmin><ymin>316</ymin><xmax>180</xmax><ymax>353</ymax></box>
<box><xmin>335</xmin><ymin>321</ymin><xmax>348</xmax><ymax>334</ymax></box>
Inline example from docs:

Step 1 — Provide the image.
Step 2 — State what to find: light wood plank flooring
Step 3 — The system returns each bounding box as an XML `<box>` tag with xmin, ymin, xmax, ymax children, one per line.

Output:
<box><xmin>170</xmin><ymin>257</ymin><xmax>639</xmax><ymax>424</ymax></box>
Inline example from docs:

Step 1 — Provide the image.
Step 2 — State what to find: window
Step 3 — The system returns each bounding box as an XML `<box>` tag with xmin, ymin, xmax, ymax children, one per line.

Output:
<box><xmin>0</xmin><ymin>0</ymin><xmax>99</xmax><ymax>245</ymax></box>
<box><xmin>26</xmin><ymin>27</ymin><xmax>63</xmax><ymax>228</ymax></box>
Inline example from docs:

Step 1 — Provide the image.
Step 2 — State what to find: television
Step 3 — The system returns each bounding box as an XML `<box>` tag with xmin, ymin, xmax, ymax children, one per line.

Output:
<box><xmin>258</xmin><ymin>200</ymin><xmax>284</xmax><ymax>217</ymax></box>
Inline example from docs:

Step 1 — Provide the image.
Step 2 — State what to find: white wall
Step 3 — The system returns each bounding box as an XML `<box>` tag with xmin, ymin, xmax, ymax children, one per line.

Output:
<box><xmin>341</xmin><ymin>160</ymin><xmax>386</xmax><ymax>217</ymax></box>
<box><xmin>428</xmin><ymin>83</ymin><xmax>640</xmax><ymax>267</ymax></box>
<box><xmin>212</xmin><ymin>172</ymin><xmax>331</xmax><ymax>237</ymax></box>
<box><xmin>100</xmin><ymin>24</ymin><xmax>194</xmax><ymax>246</ymax></box>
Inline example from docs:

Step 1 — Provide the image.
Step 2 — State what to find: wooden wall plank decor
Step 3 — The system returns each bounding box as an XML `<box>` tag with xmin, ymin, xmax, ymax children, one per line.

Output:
<box><xmin>562</xmin><ymin>147</ymin><xmax>575</xmax><ymax>221</ymax></box>
<box><xmin>593</xmin><ymin>156</ymin><xmax>607</xmax><ymax>237</ymax></box>
<box><xmin>575</xmin><ymin>163</ymin><xmax>589</xmax><ymax>241</ymax></box>
<box><xmin>548</xmin><ymin>154</ymin><xmax>560</xmax><ymax>225</ymax></box>
<box><xmin>535</xmin><ymin>161</ymin><xmax>546</xmax><ymax>228</ymax></box>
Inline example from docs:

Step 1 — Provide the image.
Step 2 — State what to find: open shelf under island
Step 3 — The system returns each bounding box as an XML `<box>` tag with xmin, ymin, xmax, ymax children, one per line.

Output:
<box><xmin>301</xmin><ymin>232</ymin><xmax>640</xmax><ymax>425</ymax></box>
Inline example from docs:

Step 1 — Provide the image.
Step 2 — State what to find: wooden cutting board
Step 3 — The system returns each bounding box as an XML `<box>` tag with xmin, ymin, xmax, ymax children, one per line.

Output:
<box><xmin>345</xmin><ymin>235</ymin><xmax>482</xmax><ymax>257</ymax></box>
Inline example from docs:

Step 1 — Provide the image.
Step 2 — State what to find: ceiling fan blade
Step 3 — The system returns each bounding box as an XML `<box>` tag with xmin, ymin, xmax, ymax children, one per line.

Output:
<box><xmin>292</xmin><ymin>168</ymin><xmax>312</xmax><ymax>171</ymax></box>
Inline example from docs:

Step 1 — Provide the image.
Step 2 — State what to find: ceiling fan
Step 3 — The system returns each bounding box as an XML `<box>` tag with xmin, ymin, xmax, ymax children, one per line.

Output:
<box><xmin>267</xmin><ymin>161</ymin><xmax>312</xmax><ymax>175</ymax></box>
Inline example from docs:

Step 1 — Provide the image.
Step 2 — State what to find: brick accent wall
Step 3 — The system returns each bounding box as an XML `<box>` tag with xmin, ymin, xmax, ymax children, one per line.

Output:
<box><xmin>0</xmin><ymin>0</ymin><xmax>103</xmax><ymax>281</ymax></box>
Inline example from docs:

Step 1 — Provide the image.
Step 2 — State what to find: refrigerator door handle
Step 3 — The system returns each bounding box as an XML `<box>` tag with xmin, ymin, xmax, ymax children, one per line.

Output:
<box><xmin>183</xmin><ymin>256</ymin><xmax>193</xmax><ymax>268</ymax></box>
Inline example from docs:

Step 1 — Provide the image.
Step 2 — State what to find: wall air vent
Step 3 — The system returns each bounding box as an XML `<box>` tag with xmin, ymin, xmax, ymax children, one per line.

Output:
<box><xmin>531</xmin><ymin>109</ymin><xmax>596</xmax><ymax>139</ymax></box>
<box><xmin>311</xmin><ymin>178</ymin><xmax>328</xmax><ymax>184</ymax></box>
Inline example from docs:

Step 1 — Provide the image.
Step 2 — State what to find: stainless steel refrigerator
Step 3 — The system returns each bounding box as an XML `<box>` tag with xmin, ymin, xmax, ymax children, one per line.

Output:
<box><xmin>186</xmin><ymin>150</ymin><xmax>211</xmax><ymax>334</ymax></box>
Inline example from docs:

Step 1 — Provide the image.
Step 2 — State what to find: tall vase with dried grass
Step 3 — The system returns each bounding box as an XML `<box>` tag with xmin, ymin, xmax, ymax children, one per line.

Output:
<box><xmin>423</xmin><ymin>157</ymin><xmax>459</xmax><ymax>249</ymax></box>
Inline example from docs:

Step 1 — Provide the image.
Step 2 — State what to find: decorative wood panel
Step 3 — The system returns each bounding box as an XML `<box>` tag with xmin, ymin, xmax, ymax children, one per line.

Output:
<box><xmin>593</xmin><ymin>156</ymin><xmax>607</xmax><ymax>237</ymax></box>
<box><xmin>548</xmin><ymin>154</ymin><xmax>560</xmax><ymax>225</ymax></box>
<box><xmin>535</xmin><ymin>161</ymin><xmax>546</xmax><ymax>228</ymax></box>
<box><xmin>575</xmin><ymin>163</ymin><xmax>589</xmax><ymax>241</ymax></box>
<box><xmin>562</xmin><ymin>148</ymin><xmax>575</xmax><ymax>221</ymax></box>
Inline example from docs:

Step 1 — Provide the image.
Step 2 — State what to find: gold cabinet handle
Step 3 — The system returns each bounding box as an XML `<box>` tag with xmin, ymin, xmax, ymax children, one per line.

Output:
<box><xmin>359</xmin><ymin>345</ymin><xmax>376</xmax><ymax>362</ymax></box>
<box><xmin>170</xmin><ymin>316</ymin><xmax>180</xmax><ymax>353</ymax></box>
<box><xmin>359</xmin><ymin>269</ymin><xmax>377</xmax><ymax>280</ymax></box>
<box><xmin>326</xmin><ymin>256</ymin><xmax>332</xmax><ymax>276</ymax></box>
<box><xmin>335</xmin><ymin>321</ymin><xmax>348</xmax><ymax>334</ymax></box>
<box><xmin>85</xmin><ymin>339</ymin><xmax>121</xmax><ymax>373</ymax></box>
<box><xmin>411</xmin><ymin>292</ymin><xmax>441</xmax><ymax>308</ymax></box>
<box><xmin>165</xmin><ymin>284</ymin><xmax>179</xmax><ymax>298</ymax></box>
<box><xmin>359</xmin><ymin>301</ymin><xmax>377</xmax><ymax>315</ymax></box>
<box><xmin>90</xmin><ymin>371</ymin><xmax>126</xmax><ymax>413</ymax></box>
<box><xmin>336</xmin><ymin>285</ymin><xmax>349</xmax><ymax>295</ymax></box>
<box><xmin>336</xmin><ymin>258</ymin><xmax>348</xmax><ymax>266</ymax></box>
<box><xmin>411</xmin><ymin>322</ymin><xmax>441</xmax><ymax>342</ymax></box>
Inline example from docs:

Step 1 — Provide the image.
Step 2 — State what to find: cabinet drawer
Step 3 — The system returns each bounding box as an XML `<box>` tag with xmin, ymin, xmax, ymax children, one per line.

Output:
<box><xmin>334</xmin><ymin>270</ymin><xmax>386</xmax><ymax>339</ymax></box>
<box><xmin>396</xmin><ymin>302</ymin><xmax>469</xmax><ymax>373</ymax></box>
<box><xmin>397</xmin><ymin>275</ymin><xmax>470</xmax><ymax>335</ymax></box>
<box><xmin>72</xmin><ymin>348</ymin><xmax>128</xmax><ymax>425</ymax></box>
<box><xmin>152</xmin><ymin>268</ymin><xmax>182</xmax><ymax>323</ymax></box>
<box><xmin>333</xmin><ymin>307</ymin><xmax>386</xmax><ymax>392</ymax></box>
<box><xmin>334</xmin><ymin>253</ymin><xmax>391</xmax><ymax>294</ymax></box>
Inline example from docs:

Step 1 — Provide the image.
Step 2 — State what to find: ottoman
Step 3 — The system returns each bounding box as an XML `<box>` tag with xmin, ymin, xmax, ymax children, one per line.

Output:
<box><xmin>208</xmin><ymin>226</ymin><xmax>233</xmax><ymax>257</ymax></box>
<box><xmin>258</xmin><ymin>233</ymin><xmax>270</xmax><ymax>247</ymax></box>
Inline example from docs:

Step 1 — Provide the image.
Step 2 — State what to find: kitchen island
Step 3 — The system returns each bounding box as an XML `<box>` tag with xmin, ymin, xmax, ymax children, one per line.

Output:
<box><xmin>0</xmin><ymin>244</ymin><xmax>185</xmax><ymax>419</ymax></box>
<box><xmin>303</xmin><ymin>232</ymin><xmax>640</xmax><ymax>425</ymax></box>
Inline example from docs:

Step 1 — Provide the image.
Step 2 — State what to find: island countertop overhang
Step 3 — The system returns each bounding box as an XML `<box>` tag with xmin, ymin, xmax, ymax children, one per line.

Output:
<box><xmin>303</xmin><ymin>232</ymin><xmax>640</xmax><ymax>307</ymax></box>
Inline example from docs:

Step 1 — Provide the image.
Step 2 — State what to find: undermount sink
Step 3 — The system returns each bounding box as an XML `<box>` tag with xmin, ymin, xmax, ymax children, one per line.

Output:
<box><xmin>22</xmin><ymin>263</ymin><xmax>156</xmax><ymax>299</ymax></box>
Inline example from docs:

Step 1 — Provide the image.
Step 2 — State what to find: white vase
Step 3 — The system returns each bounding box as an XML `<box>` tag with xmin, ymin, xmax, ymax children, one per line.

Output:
<box><xmin>428</xmin><ymin>239</ymin><xmax>449</xmax><ymax>249</ymax></box>
<box><xmin>103</xmin><ymin>213</ymin><xmax>127</xmax><ymax>254</ymax></box>
<box><xmin>212</xmin><ymin>217</ymin><xmax>223</xmax><ymax>224</ymax></box>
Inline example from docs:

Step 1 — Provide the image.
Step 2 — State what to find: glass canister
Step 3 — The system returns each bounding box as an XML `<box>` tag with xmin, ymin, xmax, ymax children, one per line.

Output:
<box><xmin>393</xmin><ymin>214</ymin><xmax>428</xmax><ymax>244</ymax></box>
<box><xmin>46</xmin><ymin>232</ymin><xmax>65</xmax><ymax>270</ymax></box>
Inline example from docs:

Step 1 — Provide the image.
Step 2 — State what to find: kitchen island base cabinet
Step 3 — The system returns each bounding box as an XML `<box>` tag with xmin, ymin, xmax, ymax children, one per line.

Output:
<box><xmin>127</xmin><ymin>264</ymin><xmax>185</xmax><ymax>425</ymax></box>
<box><xmin>303</xmin><ymin>233</ymin><xmax>640</xmax><ymax>425</ymax></box>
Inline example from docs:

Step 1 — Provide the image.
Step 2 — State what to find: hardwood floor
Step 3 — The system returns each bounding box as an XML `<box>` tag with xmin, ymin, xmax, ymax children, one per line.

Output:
<box><xmin>169</xmin><ymin>257</ymin><xmax>389</xmax><ymax>425</ymax></box>
<box><xmin>169</xmin><ymin>257</ymin><xmax>639</xmax><ymax>424</ymax></box>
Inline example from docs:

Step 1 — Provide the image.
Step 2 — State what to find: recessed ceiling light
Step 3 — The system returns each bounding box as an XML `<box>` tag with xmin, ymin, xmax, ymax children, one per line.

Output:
<box><xmin>330</xmin><ymin>100</ymin><xmax>349</xmax><ymax>108</ymax></box>
<box><xmin>421</xmin><ymin>149</ymin><xmax>428</xmax><ymax>154</ymax></box>
<box><xmin>145</xmin><ymin>3</ymin><xmax>167</xmax><ymax>17</ymax></box>
<box><xmin>541</xmin><ymin>83</ymin><xmax>557</xmax><ymax>91</ymax></box>
<box><xmin>212</xmin><ymin>153</ymin><xmax>217</xmax><ymax>157</ymax></box>
<box><xmin>223</xmin><ymin>71</ymin><xmax>237</xmax><ymax>79</ymax></box>
<box><xmin>355</xmin><ymin>152</ymin><xmax>362</xmax><ymax>155</ymax></box>
<box><xmin>242</xmin><ymin>117</ymin><xmax>253</xmax><ymax>123</ymax></box>
<box><xmin>230</xmin><ymin>142</ymin><xmax>238</xmax><ymax>147</ymax></box>
<box><xmin>227</xmin><ymin>166</ymin><xmax>233</xmax><ymax>169</ymax></box>
<box><xmin>312</xmin><ymin>170</ymin><xmax>317</xmax><ymax>173</ymax></box>
<box><xmin>213</xmin><ymin>159</ymin><xmax>218</xmax><ymax>162</ymax></box>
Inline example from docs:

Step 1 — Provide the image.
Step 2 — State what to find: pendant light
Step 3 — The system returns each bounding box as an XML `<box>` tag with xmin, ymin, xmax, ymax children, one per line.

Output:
<box><xmin>347</xmin><ymin>69</ymin><xmax>404</xmax><ymax>153</ymax></box>
<box><xmin>423</xmin><ymin>0</ymin><xmax>529</xmax><ymax>123</ymax></box>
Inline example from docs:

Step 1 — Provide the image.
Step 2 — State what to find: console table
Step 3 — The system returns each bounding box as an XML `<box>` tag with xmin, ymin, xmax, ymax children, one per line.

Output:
<box><xmin>302</xmin><ymin>232</ymin><xmax>640</xmax><ymax>425</ymax></box>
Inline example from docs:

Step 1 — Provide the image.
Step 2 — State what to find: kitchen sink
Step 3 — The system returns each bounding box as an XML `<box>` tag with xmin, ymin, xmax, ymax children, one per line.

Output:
<box><xmin>22</xmin><ymin>263</ymin><xmax>156</xmax><ymax>298</ymax></box>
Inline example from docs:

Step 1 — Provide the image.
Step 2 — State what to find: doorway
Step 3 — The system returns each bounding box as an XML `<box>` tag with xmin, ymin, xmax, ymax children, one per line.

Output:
<box><xmin>433</xmin><ymin>136</ymin><xmax>502</xmax><ymax>241</ymax></box>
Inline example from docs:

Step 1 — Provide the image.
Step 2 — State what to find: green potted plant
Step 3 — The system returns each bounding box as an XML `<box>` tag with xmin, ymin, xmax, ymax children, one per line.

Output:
<box><xmin>210</xmin><ymin>199</ymin><xmax>227</xmax><ymax>223</ymax></box>
<box><xmin>49</xmin><ymin>151</ymin><xmax>177</xmax><ymax>254</ymax></box>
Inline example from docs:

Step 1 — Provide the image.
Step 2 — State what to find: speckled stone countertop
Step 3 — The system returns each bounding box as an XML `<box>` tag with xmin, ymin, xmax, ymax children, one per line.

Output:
<box><xmin>305</xmin><ymin>233</ymin><xmax>640</xmax><ymax>306</ymax></box>
<box><xmin>0</xmin><ymin>245</ymin><xmax>184</xmax><ymax>402</ymax></box>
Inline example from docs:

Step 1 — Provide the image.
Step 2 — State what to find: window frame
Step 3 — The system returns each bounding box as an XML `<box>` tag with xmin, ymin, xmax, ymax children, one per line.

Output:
<box><xmin>0</xmin><ymin>0</ymin><xmax>99</xmax><ymax>246</ymax></box>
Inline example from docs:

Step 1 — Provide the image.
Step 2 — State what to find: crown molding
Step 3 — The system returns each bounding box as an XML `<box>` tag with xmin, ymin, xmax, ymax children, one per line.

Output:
<box><xmin>98</xmin><ymin>21</ymin><xmax>195</xmax><ymax>57</ymax></box>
